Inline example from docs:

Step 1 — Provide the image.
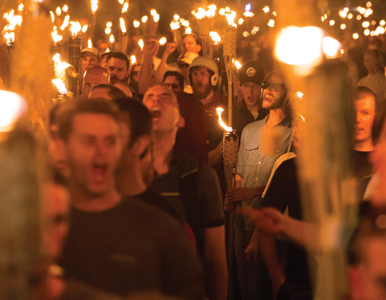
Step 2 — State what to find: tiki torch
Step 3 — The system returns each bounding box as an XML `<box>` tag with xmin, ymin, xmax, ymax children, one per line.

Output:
<box><xmin>222</xmin><ymin>11</ymin><xmax>236</xmax><ymax>128</ymax></box>
<box><xmin>0</xmin><ymin>91</ymin><xmax>41</xmax><ymax>299</ymax></box>
<box><xmin>120</xmin><ymin>17</ymin><xmax>128</xmax><ymax>54</ymax></box>
<box><xmin>68</xmin><ymin>22</ymin><xmax>81</xmax><ymax>96</ymax></box>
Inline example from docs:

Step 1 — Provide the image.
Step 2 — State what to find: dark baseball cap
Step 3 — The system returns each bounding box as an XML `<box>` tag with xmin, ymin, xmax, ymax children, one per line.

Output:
<box><xmin>238</xmin><ymin>61</ymin><xmax>265</xmax><ymax>86</ymax></box>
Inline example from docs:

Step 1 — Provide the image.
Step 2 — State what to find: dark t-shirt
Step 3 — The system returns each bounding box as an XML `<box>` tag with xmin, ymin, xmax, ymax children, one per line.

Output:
<box><xmin>59</xmin><ymin>198</ymin><xmax>205</xmax><ymax>299</ymax></box>
<box><xmin>261</xmin><ymin>158</ymin><xmax>312</xmax><ymax>286</ymax></box>
<box><xmin>352</xmin><ymin>150</ymin><xmax>373</xmax><ymax>180</ymax></box>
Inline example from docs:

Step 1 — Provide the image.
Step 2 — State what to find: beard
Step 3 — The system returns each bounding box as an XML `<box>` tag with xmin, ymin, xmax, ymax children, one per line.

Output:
<box><xmin>110</xmin><ymin>74</ymin><xmax>126</xmax><ymax>85</ymax></box>
<box><xmin>192</xmin><ymin>81</ymin><xmax>212</xmax><ymax>101</ymax></box>
<box><xmin>264</xmin><ymin>94</ymin><xmax>286</xmax><ymax>110</ymax></box>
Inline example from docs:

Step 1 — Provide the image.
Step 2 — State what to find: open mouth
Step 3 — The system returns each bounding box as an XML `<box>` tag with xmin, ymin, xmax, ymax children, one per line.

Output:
<box><xmin>92</xmin><ymin>163</ymin><xmax>108</xmax><ymax>178</ymax></box>
<box><xmin>152</xmin><ymin>109</ymin><xmax>161</xmax><ymax>119</ymax></box>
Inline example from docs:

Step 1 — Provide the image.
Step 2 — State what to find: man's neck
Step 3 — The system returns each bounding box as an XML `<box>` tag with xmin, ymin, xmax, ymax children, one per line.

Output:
<box><xmin>152</xmin><ymin>131</ymin><xmax>176</xmax><ymax>175</ymax></box>
<box><xmin>246</xmin><ymin>103</ymin><xmax>259</xmax><ymax>114</ymax></box>
<box><xmin>70</xmin><ymin>185</ymin><xmax>121</xmax><ymax>212</ymax></box>
<box><xmin>266</xmin><ymin>108</ymin><xmax>286</xmax><ymax>127</ymax></box>
<box><xmin>200</xmin><ymin>90</ymin><xmax>214</xmax><ymax>105</ymax></box>
<box><xmin>354</xmin><ymin>140</ymin><xmax>374</xmax><ymax>152</ymax></box>
<box><xmin>116</xmin><ymin>161</ymin><xmax>147</xmax><ymax>196</ymax></box>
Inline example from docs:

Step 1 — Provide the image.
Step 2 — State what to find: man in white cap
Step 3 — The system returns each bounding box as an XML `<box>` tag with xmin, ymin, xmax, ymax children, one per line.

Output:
<box><xmin>177</xmin><ymin>52</ymin><xmax>198</xmax><ymax>94</ymax></box>
<box><xmin>80</xmin><ymin>47</ymin><xmax>100</xmax><ymax>76</ymax></box>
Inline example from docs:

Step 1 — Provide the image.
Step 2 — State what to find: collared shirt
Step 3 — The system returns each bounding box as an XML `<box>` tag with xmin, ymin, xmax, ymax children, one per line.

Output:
<box><xmin>236</xmin><ymin>114</ymin><xmax>293</xmax><ymax>231</ymax></box>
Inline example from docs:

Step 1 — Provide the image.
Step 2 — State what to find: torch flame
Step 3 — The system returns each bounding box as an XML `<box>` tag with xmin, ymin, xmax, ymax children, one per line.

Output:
<box><xmin>52</xmin><ymin>30</ymin><xmax>63</xmax><ymax>43</ymax></box>
<box><xmin>56</xmin><ymin>7</ymin><xmax>61</xmax><ymax>16</ymax></box>
<box><xmin>133</xmin><ymin>20</ymin><xmax>140</xmax><ymax>28</ymax></box>
<box><xmin>70</xmin><ymin>21</ymin><xmax>81</xmax><ymax>36</ymax></box>
<box><xmin>122</xmin><ymin>2</ymin><xmax>129</xmax><ymax>13</ymax></box>
<box><xmin>170</xmin><ymin>21</ymin><xmax>180</xmax><ymax>31</ymax></box>
<box><xmin>109</xmin><ymin>34</ymin><xmax>115</xmax><ymax>43</ymax></box>
<box><xmin>130</xmin><ymin>55</ymin><xmax>137</xmax><ymax>64</ymax></box>
<box><xmin>62</xmin><ymin>5</ymin><xmax>69</xmax><ymax>12</ymax></box>
<box><xmin>142</xmin><ymin>16</ymin><xmax>148</xmax><ymax>23</ymax></box>
<box><xmin>120</xmin><ymin>17</ymin><xmax>127</xmax><ymax>33</ymax></box>
<box><xmin>185</xmin><ymin>27</ymin><xmax>192</xmax><ymax>34</ymax></box>
<box><xmin>138</xmin><ymin>39</ymin><xmax>144</xmax><ymax>50</ymax></box>
<box><xmin>52</xmin><ymin>79</ymin><xmax>67</xmax><ymax>95</ymax></box>
<box><xmin>150</xmin><ymin>9</ymin><xmax>157</xmax><ymax>16</ymax></box>
<box><xmin>91</xmin><ymin>0</ymin><xmax>98</xmax><ymax>13</ymax></box>
<box><xmin>4</xmin><ymin>32</ymin><xmax>15</xmax><ymax>45</ymax></box>
<box><xmin>60</xmin><ymin>15</ymin><xmax>70</xmax><ymax>31</ymax></box>
<box><xmin>82</xmin><ymin>24</ymin><xmax>88</xmax><ymax>33</ymax></box>
<box><xmin>159</xmin><ymin>37</ymin><xmax>167</xmax><ymax>45</ymax></box>
<box><xmin>0</xmin><ymin>91</ymin><xmax>27</xmax><ymax>132</ymax></box>
<box><xmin>50</xmin><ymin>11</ymin><xmax>55</xmax><ymax>22</ymax></box>
<box><xmin>88</xmin><ymin>38</ymin><xmax>93</xmax><ymax>48</ymax></box>
<box><xmin>216</xmin><ymin>108</ymin><xmax>232</xmax><ymax>132</ymax></box>
<box><xmin>153</xmin><ymin>14</ymin><xmax>160</xmax><ymax>22</ymax></box>
<box><xmin>118</xmin><ymin>0</ymin><xmax>124</xmax><ymax>4</ymax></box>
<box><xmin>225</xmin><ymin>10</ymin><xmax>236</xmax><ymax>26</ymax></box>
<box><xmin>18</xmin><ymin>4</ymin><xmax>24</xmax><ymax>11</ymax></box>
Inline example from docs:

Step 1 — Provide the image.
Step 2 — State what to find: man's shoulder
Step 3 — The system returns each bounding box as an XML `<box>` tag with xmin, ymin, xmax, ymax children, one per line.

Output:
<box><xmin>243</xmin><ymin>116</ymin><xmax>268</xmax><ymax>131</ymax></box>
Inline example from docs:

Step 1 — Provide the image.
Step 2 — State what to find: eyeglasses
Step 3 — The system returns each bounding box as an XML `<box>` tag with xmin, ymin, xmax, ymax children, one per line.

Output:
<box><xmin>261</xmin><ymin>82</ymin><xmax>284</xmax><ymax>92</ymax></box>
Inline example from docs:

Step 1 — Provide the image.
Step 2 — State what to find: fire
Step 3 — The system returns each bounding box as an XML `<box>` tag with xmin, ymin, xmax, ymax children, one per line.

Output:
<box><xmin>209</xmin><ymin>31</ymin><xmax>221</xmax><ymax>44</ymax></box>
<box><xmin>0</xmin><ymin>91</ymin><xmax>27</xmax><ymax>133</ymax></box>
<box><xmin>109</xmin><ymin>34</ymin><xmax>115</xmax><ymax>43</ymax></box>
<box><xmin>142</xmin><ymin>16</ymin><xmax>148</xmax><ymax>23</ymax></box>
<box><xmin>56</xmin><ymin>7</ymin><xmax>61</xmax><ymax>16</ymax></box>
<box><xmin>60</xmin><ymin>15</ymin><xmax>70</xmax><ymax>31</ymax></box>
<box><xmin>53</xmin><ymin>54</ymin><xmax>71</xmax><ymax>73</ymax></box>
<box><xmin>88</xmin><ymin>38</ymin><xmax>93</xmax><ymax>48</ymax></box>
<box><xmin>118</xmin><ymin>0</ymin><xmax>124</xmax><ymax>4</ymax></box>
<box><xmin>52</xmin><ymin>29</ymin><xmax>63</xmax><ymax>43</ymax></box>
<box><xmin>18</xmin><ymin>4</ymin><xmax>24</xmax><ymax>11</ymax></box>
<box><xmin>130</xmin><ymin>55</ymin><xmax>137</xmax><ymax>64</ymax></box>
<box><xmin>159</xmin><ymin>37</ymin><xmax>167</xmax><ymax>45</ymax></box>
<box><xmin>50</xmin><ymin>11</ymin><xmax>55</xmax><ymax>22</ymax></box>
<box><xmin>153</xmin><ymin>14</ymin><xmax>160</xmax><ymax>23</ymax></box>
<box><xmin>234</xmin><ymin>60</ymin><xmax>242</xmax><ymax>70</ymax></box>
<box><xmin>173</xmin><ymin>14</ymin><xmax>180</xmax><ymax>21</ymax></box>
<box><xmin>4</xmin><ymin>32</ymin><xmax>14</xmax><ymax>45</ymax></box>
<box><xmin>170</xmin><ymin>21</ymin><xmax>180</xmax><ymax>31</ymax></box>
<box><xmin>122</xmin><ymin>2</ymin><xmax>129</xmax><ymax>13</ymax></box>
<box><xmin>216</xmin><ymin>108</ymin><xmax>232</xmax><ymax>132</ymax></box>
<box><xmin>82</xmin><ymin>25</ymin><xmax>88</xmax><ymax>33</ymax></box>
<box><xmin>185</xmin><ymin>27</ymin><xmax>192</xmax><ymax>34</ymax></box>
<box><xmin>62</xmin><ymin>5</ymin><xmax>69</xmax><ymax>12</ymax></box>
<box><xmin>150</xmin><ymin>9</ymin><xmax>157</xmax><ymax>16</ymax></box>
<box><xmin>52</xmin><ymin>79</ymin><xmax>67</xmax><ymax>95</ymax></box>
<box><xmin>138</xmin><ymin>39</ymin><xmax>144</xmax><ymax>50</ymax></box>
<box><xmin>224</xmin><ymin>10</ymin><xmax>236</xmax><ymax>26</ymax></box>
<box><xmin>133</xmin><ymin>20</ymin><xmax>140</xmax><ymax>28</ymax></box>
<box><xmin>275</xmin><ymin>26</ymin><xmax>324</xmax><ymax>75</ymax></box>
<box><xmin>322</xmin><ymin>36</ymin><xmax>342</xmax><ymax>59</ymax></box>
<box><xmin>91</xmin><ymin>0</ymin><xmax>98</xmax><ymax>13</ymax></box>
<box><xmin>70</xmin><ymin>21</ymin><xmax>81</xmax><ymax>36</ymax></box>
<box><xmin>120</xmin><ymin>17</ymin><xmax>127</xmax><ymax>33</ymax></box>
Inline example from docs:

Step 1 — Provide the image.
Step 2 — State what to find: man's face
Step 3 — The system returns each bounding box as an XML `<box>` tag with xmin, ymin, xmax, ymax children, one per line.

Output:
<box><xmin>262</xmin><ymin>76</ymin><xmax>286</xmax><ymax>110</ymax></box>
<box><xmin>107</xmin><ymin>57</ymin><xmax>129</xmax><ymax>84</ymax></box>
<box><xmin>355</xmin><ymin>97</ymin><xmax>376</xmax><ymax>144</ymax></box>
<box><xmin>143</xmin><ymin>85</ymin><xmax>184</xmax><ymax>134</ymax></box>
<box><xmin>164</xmin><ymin>76</ymin><xmax>182</xmax><ymax>93</ymax></box>
<box><xmin>81</xmin><ymin>53</ymin><xmax>98</xmax><ymax>75</ymax></box>
<box><xmin>351</xmin><ymin>238</ymin><xmax>386</xmax><ymax>300</ymax></box>
<box><xmin>364</xmin><ymin>53</ymin><xmax>378</xmax><ymax>73</ymax></box>
<box><xmin>240</xmin><ymin>82</ymin><xmax>260</xmax><ymax>109</ymax></box>
<box><xmin>65</xmin><ymin>113</ymin><xmax>122</xmax><ymax>197</ymax></box>
<box><xmin>98</xmin><ymin>42</ymin><xmax>108</xmax><ymax>54</ymax></box>
<box><xmin>82</xmin><ymin>69</ymin><xmax>110</xmax><ymax>97</ymax></box>
<box><xmin>182</xmin><ymin>36</ymin><xmax>198</xmax><ymax>54</ymax></box>
<box><xmin>191</xmin><ymin>67</ymin><xmax>212</xmax><ymax>100</ymax></box>
<box><xmin>178</xmin><ymin>61</ymin><xmax>190</xmax><ymax>78</ymax></box>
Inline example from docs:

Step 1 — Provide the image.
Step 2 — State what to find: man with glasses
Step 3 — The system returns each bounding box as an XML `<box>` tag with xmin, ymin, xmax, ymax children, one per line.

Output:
<box><xmin>162</xmin><ymin>70</ymin><xmax>184</xmax><ymax>93</ymax></box>
<box><xmin>226</xmin><ymin>70</ymin><xmax>293</xmax><ymax>300</ymax></box>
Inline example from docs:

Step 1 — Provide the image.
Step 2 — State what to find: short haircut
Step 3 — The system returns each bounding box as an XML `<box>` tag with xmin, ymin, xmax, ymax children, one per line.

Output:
<box><xmin>181</xmin><ymin>33</ymin><xmax>200</xmax><ymax>45</ymax></box>
<box><xmin>355</xmin><ymin>86</ymin><xmax>378</xmax><ymax>110</ymax></box>
<box><xmin>57</xmin><ymin>97</ymin><xmax>119</xmax><ymax>142</ymax></box>
<box><xmin>90</xmin><ymin>84</ymin><xmax>126</xmax><ymax>100</ymax></box>
<box><xmin>163</xmin><ymin>71</ymin><xmax>184</xmax><ymax>89</ymax></box>
<box><xmin>106</xmin><ymin>52</ymin><xmax>130</xmax><ymax>69</ymax></box>
<box><xmin>113</xmin><ymin>98</ymin><xmax>152</xmax><ymax>148</ymax></box>
<box><xmin>347</xmin><ymin>205</ymin><xmax>386</xmax><ymax>266</ymax></box>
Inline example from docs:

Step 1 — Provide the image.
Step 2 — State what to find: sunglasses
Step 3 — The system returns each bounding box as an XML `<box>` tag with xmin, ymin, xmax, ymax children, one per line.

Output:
<box><xmin>261</xmin><ymin>82</ymin><xmax>284</xmax><ymax>92</ymax></box>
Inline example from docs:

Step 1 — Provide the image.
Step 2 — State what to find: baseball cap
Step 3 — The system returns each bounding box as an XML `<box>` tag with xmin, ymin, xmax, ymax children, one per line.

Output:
<box><xmin>81</xmin><ymin>47</ymin><xmax>99</xmax><ymax>58</ymax></box>
<box><xmin>177</xmin><ymin>52</ymin><xmax>199</xmax><ymax>65</ymax></box>
<box><xmin>239</xmin><ymin>61</ymin><xmax>265</xmax><ymax>86</ymax></box>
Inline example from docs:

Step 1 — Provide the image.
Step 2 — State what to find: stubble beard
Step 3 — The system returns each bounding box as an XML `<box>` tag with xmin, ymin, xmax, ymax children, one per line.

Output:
<box><xmin>192</xmin><ymin>81</ymin><xmax>212</xmax><ymax>101</ymax></box>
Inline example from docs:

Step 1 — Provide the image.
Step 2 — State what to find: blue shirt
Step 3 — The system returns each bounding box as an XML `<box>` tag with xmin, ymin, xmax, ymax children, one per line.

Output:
<box><xmin>236</xmin><ymin>115</ymin><xmax>293</xmax><ymax>231</ymax></box>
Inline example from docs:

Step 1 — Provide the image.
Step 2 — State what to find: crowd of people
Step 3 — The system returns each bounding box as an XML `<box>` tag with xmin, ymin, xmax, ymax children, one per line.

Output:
<box><xmin>2</xmin><ymin>29</ymin><xmax>386</xmax><ymax>300</ymax></box>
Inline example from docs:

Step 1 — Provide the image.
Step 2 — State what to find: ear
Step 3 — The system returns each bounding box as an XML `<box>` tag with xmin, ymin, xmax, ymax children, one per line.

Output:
<box><xmin>177</xmin><ymin>115</ymin><xmax>185</xmax><ymax>128</ymax></box>
<box><xmin>235</xmin><ymin>81</ymin><xmax>241</xmax><ymax>91</ymax></box>
<box><xmin>194</xmin><ymin>44</ymin><xmax>201</xmax><ymax>54</ymax></box>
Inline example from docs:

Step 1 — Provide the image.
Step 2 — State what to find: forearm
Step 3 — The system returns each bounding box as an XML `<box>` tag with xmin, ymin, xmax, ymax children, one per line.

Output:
<box><xmin>258</xmin><ymin>232</ymin><xmax>285</xmax><ymax>282</ymax></box>
<box><xmin>154</xmin><ymin>55</ymin><xmax>168</xmax><ymax>85</ymax></box>
<box><xmin>138</xmin><ymin>56</ymin><xmax>154</xmax><ymax>94</ymax></box>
